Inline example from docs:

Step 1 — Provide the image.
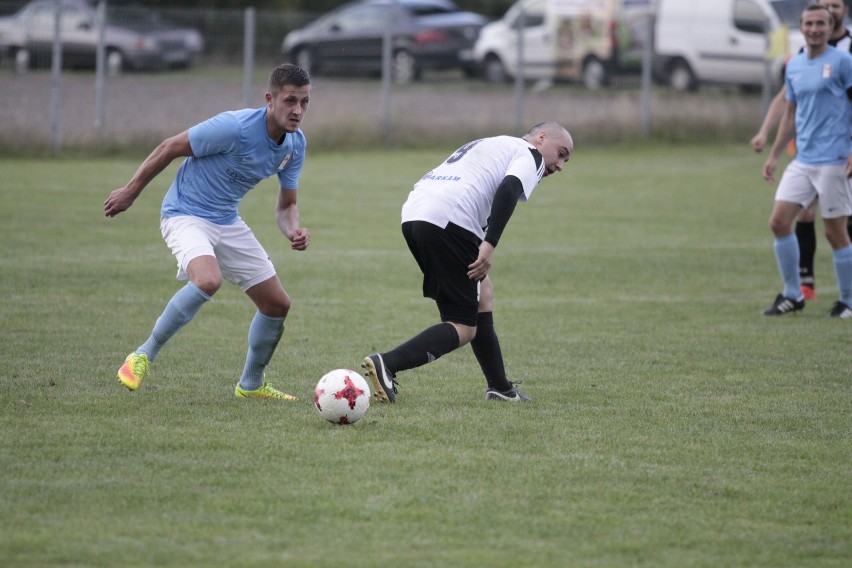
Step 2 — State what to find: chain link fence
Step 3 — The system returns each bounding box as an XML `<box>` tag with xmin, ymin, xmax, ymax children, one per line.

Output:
<box><xmin>0</xmin><ymin>1</ymin><xmax>776</xmax><ymax>153</ymax></box>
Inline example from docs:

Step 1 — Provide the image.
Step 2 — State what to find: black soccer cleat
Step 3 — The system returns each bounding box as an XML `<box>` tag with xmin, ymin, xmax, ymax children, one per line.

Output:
<box><xmin>828</xmin><ymin>301</ymin><xmax>852</xmax><ymax>319</ymax></box>
<box><xmin>361</xmin><ymin>353</ymin><xmax>398</xmax><ymax>403</ymax></box>
<box><xmin>762</xmin><ymin>294</ymin><xmax>805</xmax><ymax>316</ymax></box>
<box><xmin>485</xmin><ymin>381</ymin><xmax>532</xmax><ymax>402</ymax></box>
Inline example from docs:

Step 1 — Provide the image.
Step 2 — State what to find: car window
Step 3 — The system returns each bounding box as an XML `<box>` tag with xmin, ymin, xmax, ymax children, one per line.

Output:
<box><xmin>509</xmin><ymin>0</ymin><xmax>545</xmax><ymax>29</ymax></box>
<box><xmin>61</xmin><ymin>5</ymin><xmax>91</xmax><ymax>30</ymax></box>
<box><xmin>334</xmin><ymin>5</ymin><xmax>388</xmax><ymax>31</ymax></box>
<box><xmin>733</xmin><ymin>0</ymin><xmax>769</xmax><ymax>34</ymax></box>
<box><xmin>770</xmin><ymin>0</ymin><xmax>811</xmax><ymax>26</ymax></box>
<box><xmin>27</xmin><ymin>3</ymin><xmax>91</xmax><ymax>31</ymax></box>
<box><xmin>409</xmin><ymin>6</ymin><xmax>453</xmax><ymax>16</ymax></box>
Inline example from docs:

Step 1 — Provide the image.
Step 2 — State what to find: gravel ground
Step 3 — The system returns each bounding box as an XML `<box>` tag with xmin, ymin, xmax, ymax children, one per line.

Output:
<box><xmin>0</xmin><ymin>65</ymin><xmax>764</xmax><ymax>152</ymax></box>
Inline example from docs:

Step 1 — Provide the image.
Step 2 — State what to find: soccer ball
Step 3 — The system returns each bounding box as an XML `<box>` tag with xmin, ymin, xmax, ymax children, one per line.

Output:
<box><xmin>314</xmin><ymin>369</ymin><xmax>371</xmax><ymax>425</ymax></box>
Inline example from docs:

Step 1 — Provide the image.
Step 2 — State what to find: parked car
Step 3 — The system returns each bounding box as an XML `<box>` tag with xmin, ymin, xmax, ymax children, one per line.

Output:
<box><xmin>0</xmin><ymin>0</ymin><xmax>204</xmax><ymax>74</ymax></box>
<box><xmin>282</xmin><ymin>0</ymin><xmax>487</xmax><ymax>83</ymax></box>
<box><xmin>468</xmin><ymin>0</ymin><xmax>653</xmax><ymax>89</ymax></box>
<box><xmin>654</xmin><ymin>0</ymin><xmax>807</xmax><ymax>91</ymax></box>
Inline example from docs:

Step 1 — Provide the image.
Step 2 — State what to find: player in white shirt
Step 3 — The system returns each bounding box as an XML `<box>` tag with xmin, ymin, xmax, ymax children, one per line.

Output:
<box><xmin>362</xmin><ymin>122</ymin><xmax>574</xmax><ymax>403</ymax></box>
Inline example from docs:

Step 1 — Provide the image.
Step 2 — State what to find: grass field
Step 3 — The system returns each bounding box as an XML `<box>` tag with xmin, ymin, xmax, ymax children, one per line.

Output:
<box><xmin>1</xmin><ymin>143</ymin><xmax>849</xmax><ymax>567</ymax></box>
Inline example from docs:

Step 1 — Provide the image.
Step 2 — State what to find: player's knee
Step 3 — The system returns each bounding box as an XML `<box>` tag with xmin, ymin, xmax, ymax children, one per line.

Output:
<box><xmin>193</xmin><ymin>275</ymin><xmax>222</xmax><ymax>297</ymax></box>
<box><xmin>768</xmin><ymin>216</ymin><xmax>791</xmax><ymax>237</ymax></box>
<box><xmin>263</xmin><ymin>295</ymin><xmax>291</xmax><ymax>318</ymax></box>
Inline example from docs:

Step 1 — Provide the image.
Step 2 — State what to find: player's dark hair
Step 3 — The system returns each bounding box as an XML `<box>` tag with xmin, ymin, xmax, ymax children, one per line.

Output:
<box><xmin>802</xmin><ymin>3</ymin><xmax>833</xmax><ymax>25</ymax></box>
<box><xmin>269</xmin><ymin>63</ymin><xmax>311</xmax><ymax>93</ymax></box>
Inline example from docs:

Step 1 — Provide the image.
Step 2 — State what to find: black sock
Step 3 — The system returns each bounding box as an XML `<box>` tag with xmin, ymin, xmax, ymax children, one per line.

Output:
<box><xmin>795</xmin><ymin>221</ymin><xmax>816</xmax><ymax>282</ymax></box>
<box><xmin>470</xmin><ymin>312</ymin><xmax>512</xmax><ymax>392</ymax></box>
<box><xmin>383</xmin><ymin>323</ymin><xmax>460</xmax><ymax>374</ymax></box>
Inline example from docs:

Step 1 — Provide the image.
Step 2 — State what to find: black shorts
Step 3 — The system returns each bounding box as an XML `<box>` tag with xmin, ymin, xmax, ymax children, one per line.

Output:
<box><xmin>402</xmin><ymin>220</ymin><xmax>481</xmax><ymax>327</ymax></box>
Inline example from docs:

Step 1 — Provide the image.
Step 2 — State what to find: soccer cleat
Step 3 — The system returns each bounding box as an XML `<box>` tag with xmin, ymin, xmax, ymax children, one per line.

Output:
<box><xmin>828</xmin><ymin>301</ymin><xmax>852</xmax><ymax>319</ymax></box>
<box><xmin>118</xmin><ymin>352</ymin><xmax>150</xmax><ymax>391</ymax></box>
<box><xmin>361</xmin><ymin>354</ymin><xmax>398</xmax><ymax>403</ymax></box>
<box><xmin>800</xmin><ymin>284</ymin><xmax>817</xmax><ymax>301</ymax></box>
<box><xmin>485</xmin><ymin>381</ymin><xmax>532</xmax><ymax>402</ymax></box>
<box><xmin>762</xmin><ymin>294</ymin><xmax>805</xmax><ymax>316</ymax></box>
<box><xmin>235</xmin><ymin>381</ymin><xmax>298</xmax><ymax>401</ymax></box>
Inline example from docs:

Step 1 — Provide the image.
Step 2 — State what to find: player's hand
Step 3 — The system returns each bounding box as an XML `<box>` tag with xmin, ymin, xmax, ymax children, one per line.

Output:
<box><xmin>846</xmin><ymin>153</ymin><xmax>852</xmax><ymax>178</ymax></box>
<box><xmin>288</xmin><ymin>227</ymin><xmax>310</xmax><ymax>251</ymax></box>
<box><xmin>750</xmin><ymin>133</ymin><xmax>766</xmax><ymax>152</ymax></box>
<box><xmin>467</xmin><ymin>241</ymin><xmax>494</xmax><ymax>281</ymax></box>
<box><xmin>103</xmin><ymin>187</ymin><xmax>137</xmax><ymax>217</ymax></box>
<box><xmin>762</xmin><ymin>157</ymin><xmax>778</xmax><ymax>182</ymax></box>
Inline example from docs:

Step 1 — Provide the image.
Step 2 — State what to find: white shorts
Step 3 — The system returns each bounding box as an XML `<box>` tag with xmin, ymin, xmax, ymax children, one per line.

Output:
<box><xmin>775</xmin><ymin>161</ymin><xmax>852</xmax><ymax>219</ymax></box>
<box><xmin>160</xmin><ymin>216</ymin><xmax>276</xmax><ymax>291</ymax></box>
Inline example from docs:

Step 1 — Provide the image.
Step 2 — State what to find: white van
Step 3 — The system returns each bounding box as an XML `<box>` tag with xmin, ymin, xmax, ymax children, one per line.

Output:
<box><xmin>654</xmin><ymin>0</ymin><xmax>807</xmax><ymax>91</ymax></box>
<box><xmin>468</xmin><ymin>0</ymin><xmax>654</xmax><ymax>89</ymax></box>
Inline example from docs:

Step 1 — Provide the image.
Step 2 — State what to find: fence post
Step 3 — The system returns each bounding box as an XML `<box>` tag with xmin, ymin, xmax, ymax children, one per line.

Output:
<box><xmin>381</xmin><ymin>2</ymin><xmax>395</xmax><ymax>143</ymax></box>
<box><xmin>639</xmin><ymin>11</ymin><xmax>653</xmax><ymax>139</ymax></box>
<box><xmin>243</xmin><ymin>7</ymin><xmax>256</xmax><ymax>108</ymax></box>
<box><xmin>50</xmin><ymin>0</ymin><xmax>62</xmax><ymax>153</ymax></box>
<box><xmin>94</xmin><ymin>0</ymin><xmax>107</xmax><ymax>140</ymax></box>
<box><xmin>514</xmin><ymin>8</ymin><xmax>525</xmax><ymax>134</ymax></box>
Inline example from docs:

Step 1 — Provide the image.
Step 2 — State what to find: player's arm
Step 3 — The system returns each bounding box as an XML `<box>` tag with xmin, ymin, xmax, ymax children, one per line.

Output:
<box><xmin>104</xmin><ymin>131</ymin><xmax>193</xmax><ymax>217</ymax></box>
<box><xmin>750</xmin><ymin>86</ymin><xmax>787</xmax><ymax>152</ymax></box>
<box><xmin>467</xmin><ymin>175</ymin><xmax>524</xmax><ymax>281</ymax></box>
<box><xmin>763</xmin><ymin>100</ymin><xmax>796</xmax><ymax>182</ymax></box>
<box><xmin>276</xmin><ymin>187</ymin><xmax>309</xmax><ymax>251</ymax></box>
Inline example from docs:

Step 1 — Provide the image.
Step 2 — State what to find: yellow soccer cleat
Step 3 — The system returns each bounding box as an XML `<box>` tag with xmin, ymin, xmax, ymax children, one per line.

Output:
<box><xmin>235</xmin><ymin>381</ymin><xmax>298</xmax><ymax>401</ymax></box>
<box><xmin>118</xmin><ymin>352</ymin><xmax>150</xmax><ymax>391</ymax></box>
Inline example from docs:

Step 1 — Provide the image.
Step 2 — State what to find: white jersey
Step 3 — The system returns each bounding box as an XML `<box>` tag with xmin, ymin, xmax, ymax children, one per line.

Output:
<box><xmin>401</xmin><ymin>136</ymin><xmax>545</xmax><ymax>239</ymax></box>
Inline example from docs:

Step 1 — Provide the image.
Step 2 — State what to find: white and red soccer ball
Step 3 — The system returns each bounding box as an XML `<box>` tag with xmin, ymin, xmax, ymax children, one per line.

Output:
<box><xmin>314</xmin><ymin>369</ymin><xmax>371</xmax><ymax>425</ymax></box>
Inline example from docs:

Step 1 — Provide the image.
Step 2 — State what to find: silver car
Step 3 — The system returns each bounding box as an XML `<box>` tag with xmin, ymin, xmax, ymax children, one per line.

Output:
<box><xmin>0</xmin><ymin>0</ymin><xmax>204</xmax><ymax>74</ymax></box>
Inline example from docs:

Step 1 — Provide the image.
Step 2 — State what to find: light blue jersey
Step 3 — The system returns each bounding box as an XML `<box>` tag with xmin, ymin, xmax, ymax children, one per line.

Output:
<box><xmin>162</xmin><ymin>107</ymin><xmax>306</xmax><ymax>225</ymax></box>
<box><xmin>785</xmin><ymin>45</ymin><xmax>852</xmax><ymax>165</ymax></box>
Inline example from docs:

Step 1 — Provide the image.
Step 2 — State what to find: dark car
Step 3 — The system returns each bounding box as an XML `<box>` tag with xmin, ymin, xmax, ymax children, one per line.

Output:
<box><xmin>0</xmin><ymin>0</ymin><xmax>204</xmax><ymax>74</ymax></box>
<box><xmin>282</xmin><ymin>0</ymin><xmax>486</xmax><ymax>83</ymax></box>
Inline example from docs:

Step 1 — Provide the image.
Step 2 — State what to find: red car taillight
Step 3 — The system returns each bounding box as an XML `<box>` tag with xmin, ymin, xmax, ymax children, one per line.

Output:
<box><xmin>413</xmin><ymin>29</ymin><xmax>451</xmax><ymax>43</ymax></box>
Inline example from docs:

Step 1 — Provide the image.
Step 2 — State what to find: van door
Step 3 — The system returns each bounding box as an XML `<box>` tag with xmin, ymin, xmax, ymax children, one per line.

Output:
<box><xmin>702</xmin><ymin>0</ymin><xmax>769</xmax><ymax>85</ymax></box>
<box><xmin>507</xmin><ymin>0</ymin><xmax>552</xmax><ymax>79</ymax></box>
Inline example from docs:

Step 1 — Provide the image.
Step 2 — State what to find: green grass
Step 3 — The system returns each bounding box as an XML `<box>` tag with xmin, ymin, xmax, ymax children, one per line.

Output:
<box><xmin>1</xmin><ymin>143</ymin><xmax>849</xmax><ymax>567</ymax></box>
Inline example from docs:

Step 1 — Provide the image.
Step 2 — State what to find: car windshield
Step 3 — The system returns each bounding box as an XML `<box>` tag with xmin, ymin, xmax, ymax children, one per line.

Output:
<box><xmin>770</xmin><ymin>0</ymin><xmax>811</xmax><ymax>25</ymax></box>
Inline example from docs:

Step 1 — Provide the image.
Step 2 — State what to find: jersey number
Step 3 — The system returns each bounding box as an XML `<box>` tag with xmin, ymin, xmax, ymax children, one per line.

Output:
<box><xmin>446</xmin><ymin>139</ymin><xmax>482</xmax><ymax>164</ymax></box>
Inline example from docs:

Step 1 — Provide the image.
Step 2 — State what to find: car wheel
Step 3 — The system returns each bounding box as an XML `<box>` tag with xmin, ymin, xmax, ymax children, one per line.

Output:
<box><xmin>294</xmin><ymin>48</ymin><xmax>314</xmax><ymax>75</ymax></box>
<box><xmin>582</xmin><ymin>56</ymin><xmax>608</xmax><ymax>90</ymax></box>
<box><xmin>106</xmin><ymin>49</ymin><xmax>124</xmax><ymax>76</ymax></box>
<box><xmin>483</xmin><ymin>54</ymin><xmax>508</xmax><ymax>84</ymax></box>
<box><xmin>14</xmin><ymin>48</ymin><xmax>30</xmax><ymax>75</ymax></box>
<box><xmin>392</xmin><ymin>50</ymin><xmax>418</xmax><ymax>84</ymax></box>
<box><xmin>668</xmin><ymin>59</ymin><xmax>696</xmax><ymax>92</ymax></box>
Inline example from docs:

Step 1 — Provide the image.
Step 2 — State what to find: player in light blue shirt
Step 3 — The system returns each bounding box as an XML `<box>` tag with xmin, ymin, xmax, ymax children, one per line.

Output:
<box><xmin>104</xmin><ymin>64</ymin><xmax>313</xmax><ymax>397</ymax></box>
<box><xmin>762</xmin><ymin>4</ymin><xmax>852</xmax><ymax>318</ymax></box>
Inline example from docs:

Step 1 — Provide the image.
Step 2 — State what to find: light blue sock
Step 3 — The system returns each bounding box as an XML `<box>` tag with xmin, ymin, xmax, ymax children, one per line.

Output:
<box><xmin>832</xmin><ymin>245</ymin><xmax>852</xmax><ymax>305</ymax></box>
<box><xmin>137</xmin><ymin>282</ymin><xmax>211</xmax><ymax>362</ymax></box>
<box><xmin>238</xmin><ymin>311</ymin><xmax>285</xmax><ymax>391</ymax></box>
<box><xmin>774</xmin><ymin>235</ymin><xmax>801</xmax><ymax>299</ymax></box>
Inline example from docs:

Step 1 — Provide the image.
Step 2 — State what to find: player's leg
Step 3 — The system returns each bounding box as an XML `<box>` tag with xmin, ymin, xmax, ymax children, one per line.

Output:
<box><xmin>472</xmin><ymin>276</ymin><xmax>531</xmax><ymax>402</ymax></box>
<box><xmin>816</xmin><ymin>165</ymin><xmax>852</xmax><ymax>318</ymax></box>
<box><xmin>764</xmin><ymin>163</ymin><xmax>814</xmax><ymax>315</ymax></box>
<box><xmin>220</xmin><ymin>221</ymin><xmax>297</xmax><ymax>399</ymax></box>
<box><xmin>236</xmin><ymin>276</ymin><xmax>297</xmax><ymax>399</ymax></box>
<box><xmin>795</xmin><ymin>199</ymin><xmax>818</xmax><ymax>299</ymax></box>
<box><xmin>118</xmin><ymin>218</ymin><xmax>218</xmax><ymax>391</ymax></box>
<box><xmin>362</xmin><ymin>221</ymin><xmax>473</xmax><ymax>403</ymax></box>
